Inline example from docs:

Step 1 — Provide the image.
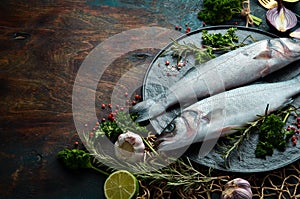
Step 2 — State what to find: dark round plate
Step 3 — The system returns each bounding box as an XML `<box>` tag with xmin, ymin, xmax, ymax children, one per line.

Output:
<box><xmin>142</xmin><ymin>25</ymin><xmax>300</xmax><ymax>173</ymax></box>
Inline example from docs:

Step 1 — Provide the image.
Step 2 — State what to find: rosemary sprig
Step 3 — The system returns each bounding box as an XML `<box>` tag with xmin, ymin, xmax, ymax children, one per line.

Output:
<box><xmin>166</xmin><ymin>28</ymin><xmax>257</xmax><ymax>65</ymax></box>
<box><xmin>221</xmin><ymin>105</ymin><xmax>300</xmax><ymax>168</ymax></box>
<box><xmin>222</xmin><ymin>118</ymin><xmax>262</xmax><ymax>168</ymax></box>
<box><xmin>134</xmin><ymin>157</ymin><xmax>229</xmax><ymax>193</ymax></box>
<box><xmin>168</xmin><ymin>39</ymin><xmax>212</xmax><ymax>64</ymax></box>
<box><xmin>83</xmin><ymin>127</ymin><xmax>229</xmax><ymax>195</ymax></box>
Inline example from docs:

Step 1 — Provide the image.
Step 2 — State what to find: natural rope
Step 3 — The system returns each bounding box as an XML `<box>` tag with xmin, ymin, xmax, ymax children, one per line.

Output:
<box><xmin>242</xmin><ymin>0</ymin><xmax>254</xmax><ymax>27</ymax></box>
<box><xmin>138</xmin><ymin>160</ymin><xmax>300</xmax><ymax>198</ymax></box>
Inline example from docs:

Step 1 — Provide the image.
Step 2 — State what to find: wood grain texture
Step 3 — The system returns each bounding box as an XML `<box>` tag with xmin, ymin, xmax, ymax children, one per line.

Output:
<box><xmin>1</xmin><ymin>0</ymin><xmax>299</xmax><ymax>198</ymax></box>
<box><xmin>0</xmin><ymin>1</ymin><xmax>170</xmax><ymax>198</ymax></box>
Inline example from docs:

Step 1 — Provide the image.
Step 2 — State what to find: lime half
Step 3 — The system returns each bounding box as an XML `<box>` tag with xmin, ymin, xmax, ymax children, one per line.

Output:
<box><xmin>104</xmin><ymin>170</ymin><xmax>139</xmax><ymax>199</ymax></box>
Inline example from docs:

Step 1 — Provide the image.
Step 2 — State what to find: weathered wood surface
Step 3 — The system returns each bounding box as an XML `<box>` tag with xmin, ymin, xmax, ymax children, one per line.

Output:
<box><xmin>0</xmin><ymin>0</ymin><xmax>300</xmax><ymax>198</ymax></box>
<box><xmin>0</xmin><ymin>1</ymin><xmax>170</xmax><ymax>198</ymax></box>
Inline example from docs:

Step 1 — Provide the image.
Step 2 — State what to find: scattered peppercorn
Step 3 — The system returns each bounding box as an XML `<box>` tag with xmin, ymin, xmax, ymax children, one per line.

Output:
<box><xmin>135</xmin><ymin>94</ymin><xmax>141</xmax><ymax>100</ymax></box>
<box><xmin>89</xmin><ymin>132</ymin><xmax>94</xmax><ymax>138</ymax></box>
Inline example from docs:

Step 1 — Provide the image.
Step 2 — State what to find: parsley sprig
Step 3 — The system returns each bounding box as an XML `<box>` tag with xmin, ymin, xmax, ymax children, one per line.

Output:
<box><xmin>198</xmin><ymin>0</ymin><xmax>262</xmax><ymax>26</ymax></box>
<box><xmin>169</xmin><ymin>28</ymin><xmax>255</xmax><ymax>63</ymax></box>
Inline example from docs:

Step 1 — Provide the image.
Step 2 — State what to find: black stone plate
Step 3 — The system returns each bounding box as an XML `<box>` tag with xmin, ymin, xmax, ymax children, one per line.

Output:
<box><xmin>142</xmin><ymin>25</ymin><xmax>300</xmax><ymax>173</ymax></box>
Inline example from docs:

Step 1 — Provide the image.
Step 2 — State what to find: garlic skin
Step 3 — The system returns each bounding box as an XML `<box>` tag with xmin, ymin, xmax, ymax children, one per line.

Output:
<box><xmin>114</xmin><ymin>131</ymin><xmax>145</xmax><ymax>163</ymax></box>
<box><xmin>221</xmin><ymin>178</ymin><xmax>252</xmax><ymax>199</ymax></box>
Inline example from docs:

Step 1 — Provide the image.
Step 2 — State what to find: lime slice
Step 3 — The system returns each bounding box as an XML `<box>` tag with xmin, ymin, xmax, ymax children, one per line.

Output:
<box><xmin>104</xmin><ymin>170</ymin><xmax>139</xmax><ymax>199</ymax></box>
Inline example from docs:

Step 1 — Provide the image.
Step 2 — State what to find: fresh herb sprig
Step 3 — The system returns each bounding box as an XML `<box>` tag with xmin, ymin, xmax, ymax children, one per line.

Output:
<box><xmin>202</xmin><ymin>28</ymin><xmax>238</xmax><ymax>51</ymax></box>
<box><xmin>220</xmin><ymin>105</ymin><xmax>300</xmax><ymax>166</ymax></box>
<box><xmin>135</xmin><ymin>157</ymin><xmax>229</xmax><ymax>193</ymax></box>
<box><xmin>169</xmin><ymin>28</ymin><xmax>255</xmax><ymax>63</ymax></box>
<box><xmin>93</xmin><ymin>111</ymin><xmax>148</xmax><ymax>140</ymax></box>
<box><xmin>57</xmin><ymin>148</ymin><xmax>109</xmax><ymax>176</ymax></box>
<box><xmin>198</xmin><ymin>0</ymin><xmax>242</xmax><ymax>24</ymax></box>
<box><xmin>221</xmin><ymin>118</ymin><xmax>261</xmax><ymax>168</ymax></box>
<box><xmin>198</xmin><ymin>0</ymin><xmax>262</xmax><ymax>25</ymax></box>
<box><xmin>169</xmin><ymin>39</ymin><xmax>212</xmax><ymax>64</ymax></box>
<box><xmin>255</xmin><ymin>114</ymin><xmax>287</xmax><ymax>158</ymax></box>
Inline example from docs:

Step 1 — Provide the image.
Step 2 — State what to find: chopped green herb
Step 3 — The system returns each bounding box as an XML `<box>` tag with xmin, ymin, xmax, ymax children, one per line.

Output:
<box><xmin>198</xmin><ymin>0</ymin><xmax>243</xmax><ymax>24</ymax></box>
<box><xmin>57</xmin><ymin>148</ymin><xmax>109</xmax><ymax>176</ymax></box>
<box><xmin>198</xmin><ymin>0</ymin><xmax>262</xmax><ymax>26</ymax></box>
<box><xmin>255</xmin><ymin>114</ymin><xmax>286</xmax><ymax>158</ymax></box>
<box><xmin>202</xmin><ymin>28</ymin><xmax>239</xmax><ymax>48</ymax></box>
<box><xmin>94</xmin><ymin>111</ymin><xmax>148</xmax><ymax>140</ymax></box>
<box><xmin>201</xmin><ymin>28</ymin><xmax>241</xmax><ymax>57</ymax></box>
<box><xmin>168</xmin><ymin>28</ymin><xmax>253</xmax><ymax>64</ymax></box>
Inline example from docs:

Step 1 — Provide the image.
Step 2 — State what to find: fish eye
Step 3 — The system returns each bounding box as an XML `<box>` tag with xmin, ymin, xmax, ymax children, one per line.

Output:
<box><xmin>164</xmin><ymin>122</ymin><xmax>176</xmax><ymax>133</ymax></box>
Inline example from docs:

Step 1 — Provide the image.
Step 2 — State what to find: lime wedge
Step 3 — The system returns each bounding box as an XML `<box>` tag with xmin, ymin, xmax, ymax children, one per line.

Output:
<box><xmin>104</xmin><ymin>170</ymin><xmax>139</xmax><ymax>199</ymax></box>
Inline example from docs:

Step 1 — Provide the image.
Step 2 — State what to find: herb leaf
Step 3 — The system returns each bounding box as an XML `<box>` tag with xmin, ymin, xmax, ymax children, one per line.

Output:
<box><xmin>57</xmin><ymin>148</ymin><xmax>109</xmax><ymax>176</ymax></box>
<box><xmin>255</xmin><ymin>114</ymin><xmax>286</xmax><ymax>158</ymax></box>
<box><xmin>198</xmin><ymin>0</ymin><xmax>243</xmax><ymax>24</ymax></box>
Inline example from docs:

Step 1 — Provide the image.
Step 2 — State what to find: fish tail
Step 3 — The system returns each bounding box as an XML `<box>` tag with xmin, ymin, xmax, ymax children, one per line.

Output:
<box><xmin>131</xmin><ymin>99</ymin><xmax>166</xmax><ymax>122</ymax></box>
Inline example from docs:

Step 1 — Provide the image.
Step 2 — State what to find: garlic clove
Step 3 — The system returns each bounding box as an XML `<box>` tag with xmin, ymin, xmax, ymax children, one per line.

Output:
<box><xmin>290</xmin><ymin>27</ymin><xmax>300</xmax><ymax>39</ymax></box>
<box><xmin>221</xmin><ymin>178</ymin><xmax>252</xmax><ymax>199</ymax></box>
<box><xmin>114</xmin><ymin>131</ymin><xmax>145</xmax><ymax>163</ymax></box>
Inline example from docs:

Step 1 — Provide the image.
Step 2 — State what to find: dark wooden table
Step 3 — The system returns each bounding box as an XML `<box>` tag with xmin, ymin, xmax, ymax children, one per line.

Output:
<box><xmin>0</xmin><ymin>1</ymin><xmax>299</xmax><ymax>198</ymax></box>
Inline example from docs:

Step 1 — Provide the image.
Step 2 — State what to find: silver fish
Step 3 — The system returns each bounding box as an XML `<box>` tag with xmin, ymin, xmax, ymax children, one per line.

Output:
<box><xmin>157</xmin><ymin>73</ymin><xmax>300</xmax><ymax>151</ymax></box>
<box><xmin>132</xmin><ymin>38</ymin><xmax>300</xmax><ymax>125</ymax></box>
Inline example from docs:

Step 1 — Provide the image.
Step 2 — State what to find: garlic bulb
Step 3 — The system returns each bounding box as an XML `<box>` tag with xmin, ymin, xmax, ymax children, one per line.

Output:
<box><xmin>221</xmin><ymin>178</ymin><xmax>252</xmax><ymax>199</ymax></box>
<box><xmin>114</xmin><ymin>131</ymin><xmax>145</xmax><ymax>163</ymax></box>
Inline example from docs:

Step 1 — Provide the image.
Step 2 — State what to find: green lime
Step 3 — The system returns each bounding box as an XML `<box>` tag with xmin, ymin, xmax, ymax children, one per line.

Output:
<box><xmin>104</xmin><ymin>170</ymin><xmax>139</xmax><ymax>199</ymax></box>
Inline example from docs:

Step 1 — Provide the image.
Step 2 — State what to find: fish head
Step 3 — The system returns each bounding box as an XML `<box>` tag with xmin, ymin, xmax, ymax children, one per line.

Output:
<box><xmin>157</xmin><ymin>110</ymin><xmax>206</xmax><ymax>151</ymax></box>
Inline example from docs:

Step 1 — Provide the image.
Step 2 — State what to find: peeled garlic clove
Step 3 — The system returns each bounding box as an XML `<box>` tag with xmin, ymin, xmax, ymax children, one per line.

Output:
<box><xmin>114</xmin><ymin>131</ymin><xmax>145</xmax><ymax>163</ymax></box>
<box><xmin>221</xmin><ymin>178</ymin><xmax>252</xmax><ymax>199</ymax></box>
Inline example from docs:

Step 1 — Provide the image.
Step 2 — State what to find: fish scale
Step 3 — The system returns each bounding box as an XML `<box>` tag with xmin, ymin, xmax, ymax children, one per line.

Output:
<box><xmin>132</xmin><ymin>38</ymin><xmax>300</xmax><ymax>134</ymax></box>
<box><xmin>158</xmin><ymin>74</ymin><xmax>300</xmax><ymax>151</ymax></box>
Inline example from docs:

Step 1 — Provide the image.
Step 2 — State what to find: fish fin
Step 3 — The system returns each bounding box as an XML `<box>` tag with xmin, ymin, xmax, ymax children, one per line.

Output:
<box><xmin>131</xmin><ymin>99</ymin><xmax>166</xmax><ymax>122</ymax></box>
<box><xmin>203</xmin><ymin>108</ymin><xmax>225</xmax><ymax>122</ymax></box>
<box><xmin>253</xmin><ymin>50</ymin><xmax>272</xmax><ymax>60</ymax></box>
<box><xmin>220</xmin><ymin>125</ymin><xmax>241</xmax><ymax>135</ymax></box>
